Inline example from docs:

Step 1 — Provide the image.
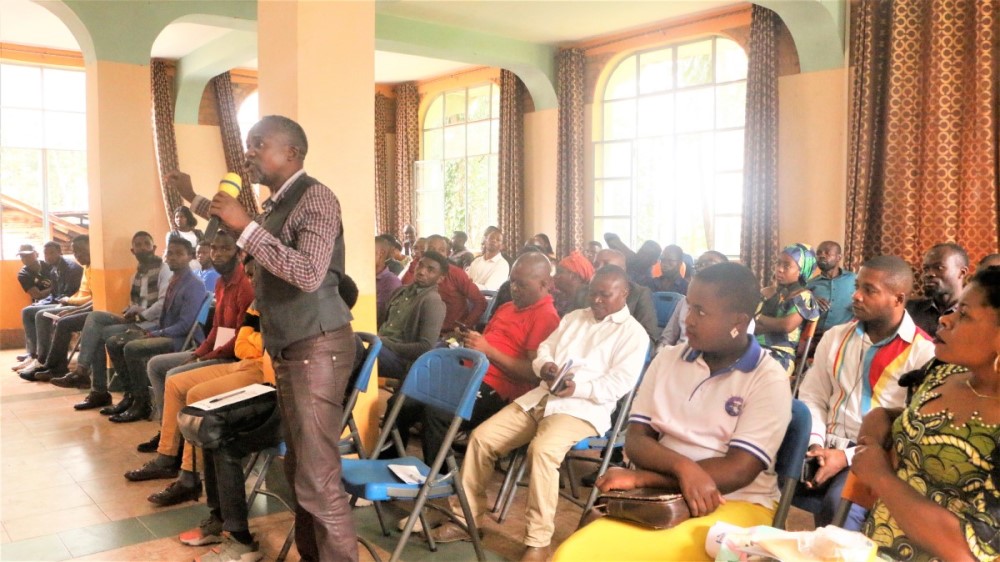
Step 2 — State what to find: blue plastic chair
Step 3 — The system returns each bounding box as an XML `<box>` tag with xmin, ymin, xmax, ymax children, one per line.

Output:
<box><xmin>652</xmin><ymin>291</ymin><xmax>684</xmax><ymax>328</ymax></box>
<box><xmin>181</xmin><ymin>294</ymin><xmax>213</xmax><ymax>351</ymax></box>
<box><xmin>478</xmin><ymin>290</ymin><xmax>498</xmax><ymax>329</ymax></box>
<box><xmin>772</xmin><ymin>399</ymin><xmax>812</xmax><ymax>529</ymax></box>
<box><xmin>342</xmin><ymin>348</ymin><xmax>489</xmax><ymax>562</ymax></box>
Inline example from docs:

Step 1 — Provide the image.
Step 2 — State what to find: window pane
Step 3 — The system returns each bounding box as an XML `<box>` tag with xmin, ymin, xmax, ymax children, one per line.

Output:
<box><xmin>675</xmin><ymin>87</ymin><xmax>714</xmax><ymax>133</ymax></box>
<box><xmin>423</xmin><ymin>129</ymin><xmax>443</xmax><ymax>160</ymax></box>
<box><xmin>1</xmin><ymin>64</ymin><xmax>42</xmax><ymax>109</ymax></box>
<box><xmin>44</xmin><ymin>111</ymin><xmax>87</xmax><ymax>150</ymax></box>
<box><xmin>637</xmin><ymin>94</ymin><xmax>673</xmax><ymax>138</ymax></box>
<box><xmin>714</xmin><ymin>215</ymin><xmax>742</xmax><ymax>257</ymax></box>
<box><xmin>43</xmin><ymin>69</ymin><xmax>86</xmax><ymax>112</ymax></box>
<box><xmin>594</xmin><ymin>217</ymin><xmax>633</xmax><ymax>247</ymax></box>
<box><xmin>635</xmin><ymin>137</ymin><xmax>672</xmax><ymax>244</ymax></box>
<box><xmin>716</xmin><ymin>39</ymin><xmax>748</xmax><ymax>82</ymax></box>
<box><xmin>444</xmin><ymin>90</ymin><xmax>466</xmax><ymax>125</ymax></box>
<box><xmin>491</xmin><ymin>84</ymin><xmax>501</xmax><ymax>119</ymax></box>
<box><xmin>425</xmin><ymin>95</ymin><xmax>444</xmax><ymax>129</ymax></box>
<box><xmin>467</xmin><ymin>121</ymin><xmax>491</xmax><ymax>156</ymax></box>
<box><xmin>603</xmin><ymin>99</ymin><xmax>636</xmax><ymax>141</ymax></box>
<box><xmin>443</xmin><ymin>125</ymin><xmax>466</xmax><ymax>159</ymax></box>
<box><xmin>466</xmin><ymin>155</ymin><xmax>490</xmax><ymax>236</ymax></box>
<box><xmin>715</xmin><ymin>82</ymin><xmax>746</xmax><ymax>129</ymax></box>
<box><xmin>677</xmin><ymin>40</ymin><xmax>713</xmax><ymax>87</ymax></box>
<box><xmin>715</xmin><ymin>129</ymin><xmax>744</xmax><ymax>172</ymax></box>
<box><xmin>0</xmin><ymin>147</ymin><xmax>44</xmax><ymax>208</ymax></box>
<box><xmin>490</xmin><ymin>119</ymin><xmax>499</xmax><ymax>154</ymax></box>
<box><xmin>594</xmin><ymin>142</ymin><xmax>631</xmax><ymax>179</ymax></box>
<box><xmin>443</xmin><ymin>158</ymin><xmax>467</xmax><ymax>234</ymax></box>
<box><xmin>594</xmin><ymin>179</ymin><xmax>631</xmax><ymax>216</ymax></box>
<box><xmin>605</xmin><ymin>56</ymin><xmax>637</xmax><ymax>100</ymax></box>
<box><xmin>415</xmin><ymin>160</ymin><xmax>444</xmax><ymax>236</ymax></box>
<box><xmin>715</xmin><ymin>172</ymin><xmax>743</xmax><ymax>215</ymax></box>
<box><xmin>638</xmin><ymin>48</ymin><xmax>673</xmax><ymax>94</ymax></box>
<box><xmin>1</xmin><ymin>108</ymin><xmax>44</xmax><ymax>148</ymax></box>
<box><xmin>467</xmin><ymin>85</ymin><xmax>491</xmax><ymax>121</ymax></box>
<box><xmin>47</xmin><ymin>150</ymin><xmax>88</xmax><ymax>213</ymax></box>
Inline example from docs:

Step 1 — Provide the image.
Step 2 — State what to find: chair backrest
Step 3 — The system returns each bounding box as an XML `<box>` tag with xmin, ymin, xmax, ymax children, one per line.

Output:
<box><xmin>479</xmin><ymin>290</ymin><xmax>498</xmax><ymax>327</ymax></box>
<box><xmin>182</xmin><ymin>294</ymin><xmax>213</xmax><ymax>351</ymax></box>
<box><xmin>774</xmin><ymin>399</ymin><xmax>811</xmax><ymax>481</ymax></box>
<box><xmin>652</xmin><ymin>291</ymin><xmax>683</xmax><ymax>328</ymax></box>
<box><xmin>792</xmin><ymin>318</ymin><xmax>819</xmax><ymax>395</ymax></box>
<box><xmin>353</xmin><ymin>332</ymin><xmax>382</xmax><ymax>393</ymax></box>
<box><xmin>399</xmin><ymin>348</ymin><xmax>489</xmax><ymax>421</ymax></box>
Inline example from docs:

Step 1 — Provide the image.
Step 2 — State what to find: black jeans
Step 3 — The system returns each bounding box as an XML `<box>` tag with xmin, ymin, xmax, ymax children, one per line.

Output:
<box><xmin>273</xmin><ymin>326</ymin><xmax>357</xmax><ymax>562</ymax></box>
<box><xmin>394</xmin><ymin>381</ymin><xmax>508</xmax><ymax>461</ymax></box>
<box><xmin>42</xmin><ymin>311</ymin><xmax>89</xmax><ymax>369</ymax></box>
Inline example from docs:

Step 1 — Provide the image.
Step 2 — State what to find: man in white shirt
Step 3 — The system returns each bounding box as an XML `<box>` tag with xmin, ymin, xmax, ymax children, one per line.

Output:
<box><xmin>432</xmin><ymin>265</ymin><xmax>648</xmax><ymax>562</ymax></box>
<box><xmin>466</xmin><ymin>228</ymin><xmax>509</xmax><ymax>291</ymax></box>
<box><xmin>797</xmin><ymin>255</ymin><xmax>935</xmax><ymax>529</ymax></box>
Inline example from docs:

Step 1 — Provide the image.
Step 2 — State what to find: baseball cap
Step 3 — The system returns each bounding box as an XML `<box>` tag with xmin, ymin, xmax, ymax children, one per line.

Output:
<box><xmin>16</xmin><ymin>244</ymin><xmax>37</xmax><ymax>256</ymax></box>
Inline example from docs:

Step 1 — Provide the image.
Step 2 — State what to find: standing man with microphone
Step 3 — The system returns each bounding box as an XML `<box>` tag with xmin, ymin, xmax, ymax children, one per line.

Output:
<box><xmin>165</xmin><ymin>115</ymin><xmax>358</xmax><ymax>562</ymax></box>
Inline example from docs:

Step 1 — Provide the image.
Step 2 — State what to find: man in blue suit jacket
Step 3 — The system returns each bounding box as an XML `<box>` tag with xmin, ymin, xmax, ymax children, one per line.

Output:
<box><xmin>103</xmin><ymin>236</ymin><xmax>207</xmax><ymax>423</ymax></box>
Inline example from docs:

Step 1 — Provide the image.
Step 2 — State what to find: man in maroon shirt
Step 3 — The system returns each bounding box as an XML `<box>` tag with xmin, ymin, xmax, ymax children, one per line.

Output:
<box><xmin>403</xmin><ymin>251</ymin><xmax>560</xmax><ymax>461</ymax></box>
<box><xmin>426</xmin><ymin>234</ymin><xmax>487</xmax><ymax>335</ymax></box>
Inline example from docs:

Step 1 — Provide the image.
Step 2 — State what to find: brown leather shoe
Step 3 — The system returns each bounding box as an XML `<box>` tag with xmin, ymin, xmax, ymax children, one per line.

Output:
<box><xmin>428</xmin><ymin>522</ymin><xmax>482</xmax><ymax>544</ymax></box>
<box><xmin>125</xmin><ymin>460</ymin><xmax>178</xmax><ymax>482</ymax></box>
<box><xmin>51</xmin><ymin>370</ymin><xmax>90</xmax><ymax>389</ymax></box>
<box><xmin>519</xmin><ymin>545</ymin><xmax>552</xmax><ymax>562</ymax></box>
<box><xmin>74</xmin><ymin>390</ymin><xmax>112</xmax><ymax>410</ymax></box>
<box><xmin>148</xmin><ymin>480</ymin><xmax>201</xmax><ymax>506</ymax></box>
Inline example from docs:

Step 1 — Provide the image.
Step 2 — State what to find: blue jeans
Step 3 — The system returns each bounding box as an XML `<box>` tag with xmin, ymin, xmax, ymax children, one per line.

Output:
<box><xmin>793</xmin><ymin>467</ymin><xmax>867</xmax><ymax>530</ymax></box>
<box><xmin>21</xmin><ymin>303</ymin><xmax>57</xmax><ymax>355</ymax></box>
<box><xmin>377</xmin><ymin>345</ymin><xmax>411</xmax><ymax>380</ymax></box>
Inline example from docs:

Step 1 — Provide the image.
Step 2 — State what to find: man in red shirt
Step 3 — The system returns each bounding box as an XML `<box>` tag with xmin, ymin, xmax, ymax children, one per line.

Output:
<box><xmin>407</xmin><ymin>251</ymin><xmax>560</xmax><ymax>461</ymax></box>
<box><xmin>426</xmin><ymin>234</ymin><xmax>487</xmax><ymax>335</ymax></box>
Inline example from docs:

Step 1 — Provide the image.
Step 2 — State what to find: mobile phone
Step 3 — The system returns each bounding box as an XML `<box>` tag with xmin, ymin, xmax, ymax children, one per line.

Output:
<box><xmin>549</xmin><ymin>360</ymin><xmax>575</xmax><ymax>394</ymax></box>
<box><xmin>800</xmin><ymin>456</ymin><xmax>820</xmax><ymax>483</ymax></box>
<box><xmin>455</xmin><ymin>322</ymin><xmax>470</xmax><ymax>332</ymax></box>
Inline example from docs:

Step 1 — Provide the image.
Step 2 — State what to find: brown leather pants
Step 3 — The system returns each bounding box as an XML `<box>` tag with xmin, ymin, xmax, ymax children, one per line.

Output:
<box><xmin>273</xmin><ymin>326</ymin><xmax>358</xmax><ymax>562</ymax></box>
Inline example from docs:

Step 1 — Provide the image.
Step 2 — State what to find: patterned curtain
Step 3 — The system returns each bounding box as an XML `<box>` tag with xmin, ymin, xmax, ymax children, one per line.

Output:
<box><xmin>846</xmin><ymin>0</ymin><xmax>998</xmax><ymax>268</ymax></box>
<box><xmin>375</xmin><ymin>93</ymin><xmax>394</xmax><ymax>234</ymax></box>
<box><xmin>211</xmin><ymin>72</ymin><xmax>257</xmax><ymax>215</ymax></box>
<box><xmin>555</xmin><ymin>48</ymin><xmax>586</xmax><ymax>259</ymax></box>
<box><xmin>150</xmin><ymin>59</ymin><xmax>182</xmax><ymax>226</ymax></box>
<box><xmin>394</xmin><ymin>82</ymin><xmax>420</xmax><ymax>235</ymax></box>
<box><xmin>740</xmin><ymin>5</ymin><xmax>780</xmax><ymax>286</ymax></box>
<box><xmin>498</xmin><ymin>70</ymin><xmax>525</xmax><ymax>255</ymax></box>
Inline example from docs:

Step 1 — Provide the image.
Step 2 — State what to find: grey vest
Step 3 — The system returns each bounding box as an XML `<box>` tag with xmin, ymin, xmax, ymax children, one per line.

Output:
<box><xmin>255</xmin><ymin>174</ymin><xmax>352</xmax><ymax>354</ymax></box>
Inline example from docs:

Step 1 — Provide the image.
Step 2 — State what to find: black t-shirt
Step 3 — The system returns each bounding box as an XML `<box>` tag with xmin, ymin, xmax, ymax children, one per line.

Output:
<box><xmin>17</xmin><ymin>265</ymin><xmax>53</xmax><ymax>298</ymax></box>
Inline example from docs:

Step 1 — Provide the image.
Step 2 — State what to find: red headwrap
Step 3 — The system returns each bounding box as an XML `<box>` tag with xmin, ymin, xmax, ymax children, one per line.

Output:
<box><xmin>559</xmin><ymin>251</ymin><xmax>595</xmax><ymax>282</ymax></box>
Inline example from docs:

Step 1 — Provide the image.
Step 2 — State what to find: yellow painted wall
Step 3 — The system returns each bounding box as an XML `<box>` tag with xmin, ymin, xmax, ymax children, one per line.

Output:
<box><xmin>1</xmin><ymin>261</ymin><xmax>31</xmax><ymax>347</ymax></box>
<box><xmin>175</xmin><ymin>123</ymin><xmax>230</xmax><ymax>205</ymax></box>
<box><xmin>523</xmin><ymin>108</ymin><xmax>559</xmax><ymax>246</ymax></box>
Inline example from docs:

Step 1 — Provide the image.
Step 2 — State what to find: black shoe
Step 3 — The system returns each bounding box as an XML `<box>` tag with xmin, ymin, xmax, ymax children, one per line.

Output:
<box><xmin>100</xmin><ymin>392</ymin><xmax>133</xmax><ymax>416</ymax></box>
<box><xmin>110</xmin><ymin>399</ymin><xmax>151</xmax><ymax>423</ymax></box>
<box><xmin>125</xmin><ymin>460</ymin><xmax>179</xmax><ymax>482</ymax></box>
<box><xmin>148</xmin><ymin>480</ymin><xmax>201</xmax><ymax>506</ymax></box>
<box><xmin>18</xmin><ymin>370</ymin><xmax>39</xmax><ymax>382</ymax></box>
<box><xmin>33</xmin><ymin>365</ymin><xmax>68</xmax><ymax>382</ymax></box>
<box><xmin>74</xmin><ymin>391</ymin><xmax>112</xmax><ymax>410</ymax></box>
<box><xmin>137</xmin><ymin>432</ymin><xmax>161</xmax><ymax>453</ymax></box>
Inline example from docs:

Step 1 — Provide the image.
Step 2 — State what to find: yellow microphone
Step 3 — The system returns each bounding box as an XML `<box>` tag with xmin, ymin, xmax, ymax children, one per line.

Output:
<box><xmin>204</xmin><ymin>172</ymin><xmax>243</xmax><ymax>243</ymax></box>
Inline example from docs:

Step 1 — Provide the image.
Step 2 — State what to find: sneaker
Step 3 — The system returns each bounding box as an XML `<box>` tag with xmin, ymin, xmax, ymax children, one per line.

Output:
<box><xmin>16</xmin><ymin>352</ymin><xmax>30</xmax><ymax>362</ymax></box>
<box><xmin>194</xmin><ymin>535</ymin><xmax>262</xmax><ymax>562</ymax></box>
<box><xmin>179</xmin><ymin>515</ymin><xmax>224</xmax><ymax>546</ymax></box>
<box><xmin>12</xmin><ymin>355</ymin><xmax>34</xmax><ymax>370</ymax></box>
<box><xmin>16</xmin><ymin>358</ymin><xmax>40</xmax><ymax>375</ymax></box>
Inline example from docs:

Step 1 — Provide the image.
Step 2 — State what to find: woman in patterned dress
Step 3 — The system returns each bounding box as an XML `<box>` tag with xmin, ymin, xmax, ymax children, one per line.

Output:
<box><xmin>853</xmin><ymin>267</ymin><xmax>1000</xmax><ymax>562</ymax></box>
<box><xmin>754</xmin><ymin>243</ymin><xmax>820</xmax><ymax>375</ymax></box>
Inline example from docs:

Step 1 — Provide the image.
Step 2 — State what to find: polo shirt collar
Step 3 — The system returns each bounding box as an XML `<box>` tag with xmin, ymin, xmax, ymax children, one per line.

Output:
<box><xmin>681</xmin><ymin>336</ymin><xmax>763</xmax><ymax>376</ymax></box>
<box><xmin>593</xmin><ymin>304</ymin><xmax>632</xmax><ymax>324</ymax></box>
<box><xmin>856</xmin><ymin>311</ymin><xmax>920</xmax><ymax>345</ymax></box>
<box><xmin>482</xmin><ymin>253</ymin><xmax>503</xmax><ymax>263</ymax></box>
<box><xmin>514</xmin><ymin>293</ymin><xmax>554</xmax><ymax>314</ymax></box>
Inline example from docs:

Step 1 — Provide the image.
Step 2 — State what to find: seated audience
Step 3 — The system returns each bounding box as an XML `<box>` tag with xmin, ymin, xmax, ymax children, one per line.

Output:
<box><xmin>381</xmin><ymin>233</ymin><xmax>405</xmax><ymax>275</ymax></box>
<box><xmin>647</xmin><ymin>244</ymin><xmax>689</xmax><ymax>295</ymax></box>
<box><xmin>375</xmin><ymin>234</ymin><xmax>403</xmax><ymax>325</ymax></box>
<box><xmin>400</xmin><ymin>236</ymin><xmax>427</xmax><ymax>284</ymax></box>
<box><xmin>582</xmin><ymin>240</ymin><xmax>602</xmax><ymax>266</ymax></box>
<box><xmin>798</xmin><ymin>256</ymin><xmax>935</xmax><ymax>530</ymax></box>
<box><xmin>657</xmin><ymin>251</ymin><xmax>730</xmax><ymax>351</ymax></box>
<box><xmin>194</xmin><ymin>240</ymin><xmax>220</xmax><ymax>293</ymax></box>
<box><xmin>554</xmin><ymin>263</ymin><xmax>792</xmax><ymax>562</ymax></box>
<box><xmin>169</xmin><ymin>205</ymin><xmax>203</xmax><ymax>249</ymax></box>
<box><xmin>755</xmin><ymin>243</ymin><xmax>820</xmax><ymax>374</ymax></box>
<box><xmin>907</xmin><ymin>243</ymin><xmax>969</xmax><ymax>337</ymax></box>
<box><xmin>467</xmin><ymin>228</ymin><xmax>509</xmax><ymax>291</ymax></box>
<box><xmin>806</xmin><ymin>240</ymin><xmax>857</xmax><ymax>336</ymax></box>
<box><xmin>102</xmin><ymin>237</ymin><xmax>207</xmax><ymax>423</ymax></box>
<box><xmin>594</xmin><ymin>249</ymin><xmax>659</xmax><ymax>341</ymax></box>
<box><xmin>401</xmin><ymin>223</ymin><xmax>417</xmax><ymax>260</ymax></box>
<box><xmin>431</xmin><ymin>265</ymin><xmax>647</xmax><ymax>561</ymax></box>
<box><xmin>450</xmin><ymin>230</ymin><xmax>475</xmax><ymax>269</ymax></box>
<box><xmin>425</xmin><ymin>234</ymin><xmax>486</xmax><ymax>334</ymax></box>
<box><xmin>19</xmin><ymin>236</ymin><xmax>93</xmax><ymax>381</ymax></box>
<box><xmin>14</xmin><ymin>240</ymin><xmax>83</xmax><ymax>373</ymax></box>
<box><xmin>552</xmin><ymin>251</ymin><xmax>594</xmax><ymax>316</ymax></box>
<box><xmin>854</xmin><ymin>266</ymin><xmax>1000</xmax><ymax>562</ymax></box>
<box><xmin>530</xmin><ymin>232</ymin><xmax>557</xmax><ymax>262</ymax></box>
<box><xmin>376</xmin><ymin>251</ymin><xmax>447</xmax><ymax>380</ymax></box>
<box><xmin>603</xmin><ymin>233</ymin><xmax>660</xmax><ymax>288</ymax></box>
<box><xmin>490</xmin><ymin>244</ymin><xmax>545</xmax><ymax>315</ymax></box>
<box><xmin>16</xmin><ymin>243</ymin><xmax>54</xmax><ymax>304</ymax></box>
<box><xmin>979</xmin><ymin>253</ymin><xmax>1000</xmax><ymax>269</ymax></box>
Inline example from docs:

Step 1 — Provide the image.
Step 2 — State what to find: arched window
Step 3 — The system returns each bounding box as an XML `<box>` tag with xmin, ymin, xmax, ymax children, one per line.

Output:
<box><xmin>416</xmin><ymin>83</ymin><xmax>500</xmax><ymax>241</ymax></box>
<box><xmin>594</xmin><ymin>36</ymin><xmax>747</xmax><ymax>257</ymax></box>
<box><xmin>237</xmin><ymin>90</ymin><xmax>259</xmax><ymax>149</ymax></box>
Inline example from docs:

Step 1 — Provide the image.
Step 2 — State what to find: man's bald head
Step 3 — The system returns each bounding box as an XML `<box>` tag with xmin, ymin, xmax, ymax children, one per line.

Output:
<box><xmin>594</xmin><ymin>249</ymin><xmax>626</xmax><ymax>270</ymax></box>
<box><xmin>511</xmin><ymin>251</ymin><xmax>552</xmax><ymax>280</ymax></box>
<box><xmin>509</xmin><ymin>252</ymin><xmax>553</xmax><ymax>309</ymax></box>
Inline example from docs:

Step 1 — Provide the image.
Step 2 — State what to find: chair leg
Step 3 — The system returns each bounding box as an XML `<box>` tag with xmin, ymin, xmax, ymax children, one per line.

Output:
<box><xmin>493</xmin><ymin>448</ymin><xmax>523</xmax><ymax>513</ymax></box>
<box><xmin>418</xmin><ymin>510</ymin><xmax>437</xmax><ymax>552</ymax></box>
<box><xmin>372</xmin><ymin>500</ymin><xmax>390</xmax><ymax>537</ymax></box>
<box><xmin>357</xmin><ymin>536</ymin><xmax>383</xmax><ymax>562</ymax></box>
<box><xmin>498</xmin><ymin>454</ymin><xmax>528</xmax><ymax>524</ymax></box>
<box><xmin>452</xmin><ymin>465</ymin><xmax>487</xmax><ymax>562</ymax></box>
<box><xmin>275</xmin><ymin>523</ymin><xmax>295</xmax><ymax>562</ymax></box>
<box><xmin>245</xmin><ymin>452</ymin><xmax>275</xmax><ymax>509</ymax></box>
<box><xmin>566</xmin><ymin>458</ymin><xmax>580</xmax><ymax>499</ymax></box>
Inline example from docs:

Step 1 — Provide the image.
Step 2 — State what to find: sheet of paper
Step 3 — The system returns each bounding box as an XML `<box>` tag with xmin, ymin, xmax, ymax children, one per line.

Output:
<box><xmin>213</xmin><ymin>327</ymin><xmax>236</xmax><ymax>350</ymax></box>
<box><xmin>388</xmin><ymin>464</ymin><xmax>426</xmax><ymax>485</ymax></box>
<box><xmin>187</xmin><ymin>383</ymin><xmax>275</xmax><ymax>411</ymax></box>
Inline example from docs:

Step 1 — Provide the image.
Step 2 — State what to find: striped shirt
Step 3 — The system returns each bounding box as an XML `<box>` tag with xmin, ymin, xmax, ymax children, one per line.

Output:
<box><xmin>798</xmin><ymin>313</ymin><xmax>935</xmax><ymax>461</ymax></box>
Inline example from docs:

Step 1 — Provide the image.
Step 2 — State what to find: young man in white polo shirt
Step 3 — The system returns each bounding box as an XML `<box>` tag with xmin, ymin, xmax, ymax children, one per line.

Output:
<box><xmin>554</xmin><ymin>262</ymin><xmax>792</xmax><ymax>562</ymax></box>
<box><xmin>466</xmin><ymin>228</ymin><xmax>510</xmax><ymax>291</ymax></box>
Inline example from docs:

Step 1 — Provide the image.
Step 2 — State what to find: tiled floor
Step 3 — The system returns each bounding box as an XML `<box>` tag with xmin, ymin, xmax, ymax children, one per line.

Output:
<box><xmin>0</xmin><ymin>349</ymin><xmax>815</xmax><ymax>561</ymax></box>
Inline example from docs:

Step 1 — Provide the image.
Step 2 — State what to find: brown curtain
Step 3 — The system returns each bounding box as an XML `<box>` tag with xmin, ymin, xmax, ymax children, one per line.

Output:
<box><xmin>375</xmin><ymin>93</ymin><xmax>394</xmax><ymax>234</ymax></box>
<box><xmin>150</xmin><ymin>59</ymin><xmax>182</xmax><ymax>226</ymax></box>
<box><xmin>211</xmin><ymin>72</ymin><xmax>257</xmax><ymax>215</ymax></box>
<box><xmin>555</xmin><ymin>48</ymin><xmax>586</xmax><ymax>259</ymax></box>
<box><xmin>740</xmin><ymin>5</ymin><xmax>781</xmax><ymax>285</ymax></box>
<box><xmin>846</xmin><ymin>0</ymin><xmax>999</xmax><ymax>269</ymax></box>
<box><xmin>498</xmin><ymin>70</ymin><xmax>525</xmax><ymax>255</ymax></box>
<box><xmin>394</xmin><ymin>82</ymin><xmax>420</xmax><ymax>236</ymax></box>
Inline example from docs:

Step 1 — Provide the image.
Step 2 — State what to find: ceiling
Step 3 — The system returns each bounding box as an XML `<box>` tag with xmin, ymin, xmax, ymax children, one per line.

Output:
<box><xmin>1</xmin><ymin>0</ymin><xmax>738</xmax><ymax>82</ymax></box>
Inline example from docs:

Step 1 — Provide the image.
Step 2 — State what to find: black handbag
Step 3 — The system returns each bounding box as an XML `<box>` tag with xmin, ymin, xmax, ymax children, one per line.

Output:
<box><xmin>178</xmin><ymin>384</ymin><xmax>278</xmax><ymax>450</ymax></box>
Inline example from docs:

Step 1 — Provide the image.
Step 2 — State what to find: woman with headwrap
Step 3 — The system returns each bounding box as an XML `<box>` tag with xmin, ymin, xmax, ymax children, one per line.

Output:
<box><xmin>754</xmin><ymin>243</ymin><xmax>820</xmax><ymax>375</ymax></box>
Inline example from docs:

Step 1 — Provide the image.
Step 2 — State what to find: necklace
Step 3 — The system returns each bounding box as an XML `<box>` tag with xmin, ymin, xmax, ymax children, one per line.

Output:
<box><xmin>965</xmin><ymin>378</ymin><xmax>998</xmax><ymax>399</ymax></box>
